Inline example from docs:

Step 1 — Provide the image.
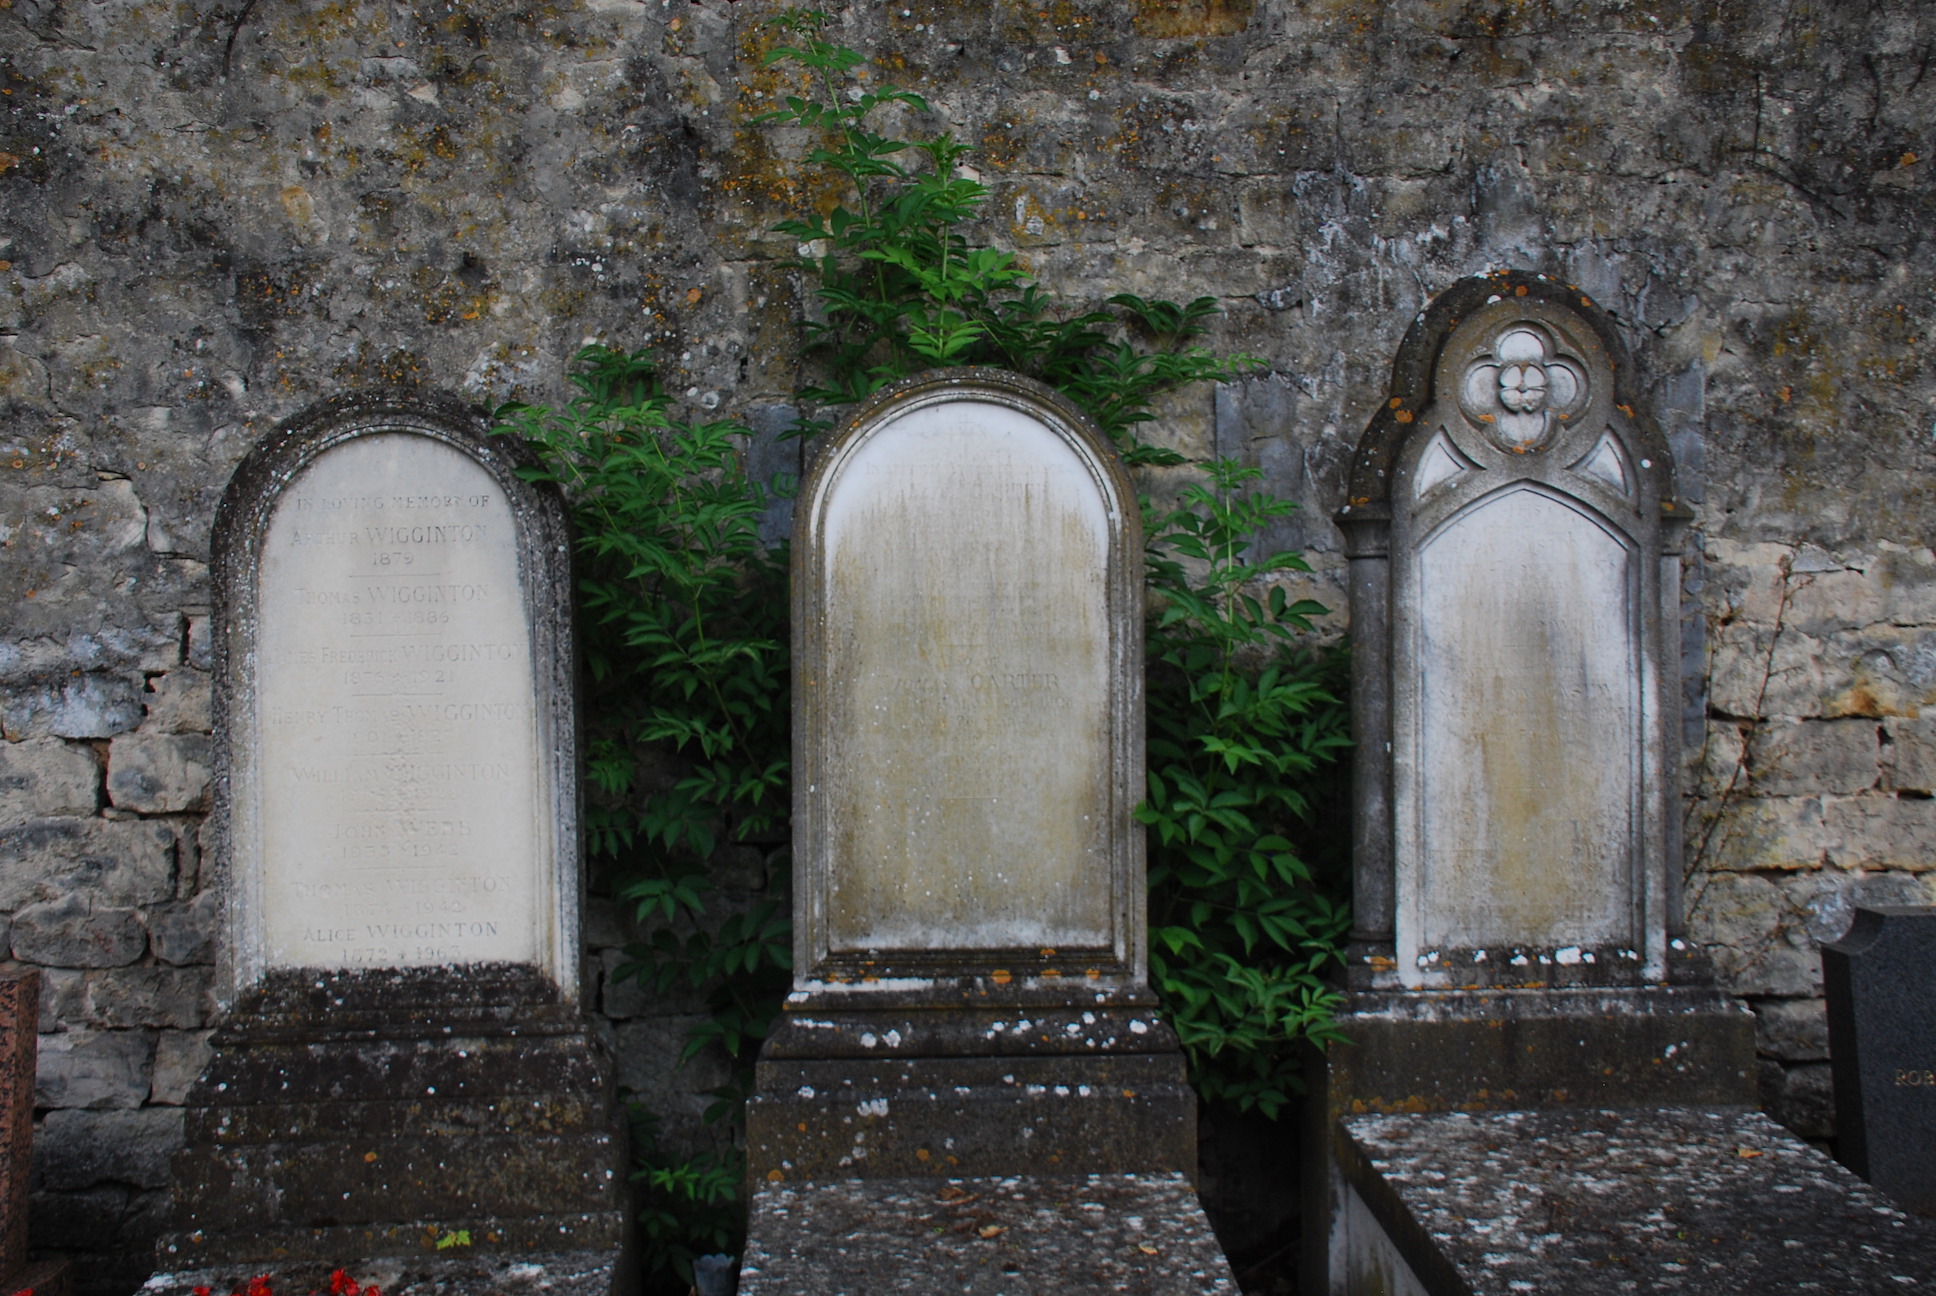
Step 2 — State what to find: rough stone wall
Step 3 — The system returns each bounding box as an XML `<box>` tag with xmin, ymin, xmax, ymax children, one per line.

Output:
<box><xmin>2</xmin><ymin>0</ymin><xmax>1932</xmax><ymax>1290</ymax></box>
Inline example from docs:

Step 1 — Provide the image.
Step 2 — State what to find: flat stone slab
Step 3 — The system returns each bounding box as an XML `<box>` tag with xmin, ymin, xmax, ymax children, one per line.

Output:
<box><xmin>739</xmin><ymin>1173</ymin><xmax>1236</xmax><ymax>1295</ymax></box>
<box><xmin>1341</xmin><ymin>1106</ymin><xmax>1936</xmax><ymax>1293</ymax></box>
<box><xmin>143</xmin><ymin>1252</ymin><xmax>614</xmax><ymax>1296</ymax></box>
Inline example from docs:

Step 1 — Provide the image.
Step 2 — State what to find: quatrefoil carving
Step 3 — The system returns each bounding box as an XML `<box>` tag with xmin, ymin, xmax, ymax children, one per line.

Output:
<box><xmin>1458</xmin><ymin>324</ymin><xmax>1590</xmax><ymax>453</ymax></box>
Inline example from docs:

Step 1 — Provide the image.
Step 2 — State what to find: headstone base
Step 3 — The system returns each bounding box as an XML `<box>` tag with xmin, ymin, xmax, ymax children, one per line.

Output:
<box><xmin>161</xmin><ymin>969</ymin><xmax>627</xmax><ymax>1277</ymax></box>
<box><xmin>739</xmin><ymin>1173</ymin><xmax>1236</xmax><ymax>1295</ymax></box>
<box><xmin>142</xmin><ymin>1252</ymin><xmax>616</xmax><ymax>1296</ymax></box>
<box><xmin>747</xmin><ymin>1054</ymin><xmax>1197</xmax><ymax>1187</ymax></box>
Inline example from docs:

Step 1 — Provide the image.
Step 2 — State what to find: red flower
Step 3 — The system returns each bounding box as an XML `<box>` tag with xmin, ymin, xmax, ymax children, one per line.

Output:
<box><xmin>192</xmin><ymin>1289</ymin><xmax>211</xmax><ymax>1296</ymax></box>
<box><xmin>329</xmin><ymin>1272</ymin><xmax>358</xmax><ymax>1296</ymax></box>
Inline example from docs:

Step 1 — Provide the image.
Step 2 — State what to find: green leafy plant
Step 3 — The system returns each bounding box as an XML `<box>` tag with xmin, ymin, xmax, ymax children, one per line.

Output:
<box><xmin>493</xmin><ymin>347</ymin><xmax>791</xmax><ymax>1287</ymax></box>
<box><xmin>1141</xmin><ymin>462</ymin><xmax>1353</xmax><ymax>1116</ymax></box>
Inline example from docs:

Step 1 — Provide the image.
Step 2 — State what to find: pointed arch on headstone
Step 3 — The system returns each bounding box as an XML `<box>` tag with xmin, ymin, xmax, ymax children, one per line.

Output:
<box><xmin>1336</xmin><ymin>270</ymin><xmax>1694</xmax><ymax>990</ymax></box>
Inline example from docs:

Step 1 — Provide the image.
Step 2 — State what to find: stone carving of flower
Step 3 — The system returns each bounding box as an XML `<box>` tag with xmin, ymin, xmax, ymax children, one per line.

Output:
<box><xmin>1460</xmin><ymin>325</ymin><xmax>1587</xmax><ymax>452</ymax></box>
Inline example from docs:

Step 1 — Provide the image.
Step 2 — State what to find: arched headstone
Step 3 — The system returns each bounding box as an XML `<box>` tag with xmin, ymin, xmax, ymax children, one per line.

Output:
<box><xmin>749</xmin><ymin>369</ymin><xmax>1194</xmax><ymax>1186</ymax></box>
<box><xmin>1337</xmin><ymin>273</ymin><xmax>1690</xmax><ymax>988</ymax></box>
<box><xmin>157</xmin><ymin>394</ymin><xmax>626</xmax><ymax>1288</ymax></box>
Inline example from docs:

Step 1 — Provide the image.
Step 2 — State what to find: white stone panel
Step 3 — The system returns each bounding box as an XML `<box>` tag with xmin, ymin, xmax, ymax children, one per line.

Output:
<box><xmin>1412</xmin><ymin>485</ymin><xmax>1638</xmax><ymax>950</ymax></box>
<box><xmin>253</xmin><ymin>433</ymin><xmax>541</xmax><ymax>970</ymax></box>
<box><xmin>818</xmin><ymin>399</ymin><xmax>1114</xmax><ymax>953</ymax></box>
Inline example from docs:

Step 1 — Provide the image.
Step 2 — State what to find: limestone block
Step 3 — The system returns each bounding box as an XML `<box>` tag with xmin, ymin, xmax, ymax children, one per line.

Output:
<box><xmin>81</xmin><ymin>967</ymin><xmax>212</xmax><ymax>1030</ymax></box>
<box><xmin>1758</xmin><ymin>1060</ymin><xmax>1835</xmax><ymax>1141</ymax></box>
<box><xmin>148</xmin><ymin>1030</ymin><xmax>213</xmax><ymax>1106</ymax></box>
<box><xmin>146</xmin><ymin>893</ymin><xmax>216</xmax><ymax>966</ymax></box>
<box><xmin>1881</xmin><ymin>716</ymin><xmax>1936</xmax><ymax>792</ymax></box>
<box><xmin>1687</xmin><ymin>872</ymin><xmax>1820</xmax><ymax>997</ymax></box>
<box><xmin>1707</xmin><ymin>623</ymin><xmax>1824</xmax><ymax>721</ymax></box>
<box><xmin>1690</xmin><ymin>796</ymin><xmax>1830</xmax><ymax>872</ymax></box>
<box><xmin>1818</xmin><ymin>624</ymin><xmax>1936</xmax><ymax>719</ymax></box>
<box><xmin>34</xmin><ymin>1030</ymin><xmax>155</xmax><ymax>1110</ymax></box>
<box><xmin>1824</xmin><ymin>795</ymin><xmax>1936</xmax><ymax>870</ymax></box>
<box><xmin>35</xmin><ymin>1106</ymin><xmax>183</xmax><ymax>1190</ymax></box>
<box><xmin>138</xmin><ymin>670</ymin><xmax>212</xmax><ymax>735</ymax></box>
<box><xmin>105</xmin><ymin>732</ymin><xmax>212</xmax><ymax>814</ymax></box>
<box><xmin>10</xmin><ymin>895</ymin><xmax>146</xmax><ymax>968</ymax></box>
<box><xmin>1</xmin><ymin>674</ymin><xmax>144</xmax><ymax>741</ymax></box>
<box><xmin>37</xmin><ymin>968</ymin><xmax>85</xmax><ymax>1025</ymax></box>
<box><xmin>1752</xmin><ymin>997</ymin><xmax>1830</xmax><ymax>1062</ymax></box>
<box><xmin>1749</xmin><ymin>719</ymin><xmax>1880</xmax><ymax>796</ymax></box>
<box><xmin>1870</xmin><ymin>542</ymin><xmax>1936</xmax><ymax>625</ymax></box>
<box><xmin>1798</xmin><ymin>868</ymin><xmax>1930</xmax><ymax>945</ymax></box>
<box><xmin>27</xmin><ymin>1184</ymin><xmax>133</xmax><ymax>1251</ymax></box>
<box><xmin>1784</xmin><ymin>566</ymin><xmax>1888</xmax><ymax>637</ymax></box>
<box><xmin>1686</xmin><ymin>720</ymin><xmax>1748</xmax><ymax>799</ymax></box>
<box><xmin>0</xmin><ymin>817</ymin><xmax>176</xmax><ymax>910</ymax></box>
<box><xmin>0</xmin><ymin>738</ymin><xmax>99</xmax><ymax>817</ymax></box>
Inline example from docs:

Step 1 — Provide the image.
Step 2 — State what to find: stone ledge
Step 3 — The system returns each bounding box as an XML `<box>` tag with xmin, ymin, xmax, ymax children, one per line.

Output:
<box><xmin>740</xmin><ymin>1172</ymin><xmax>1236</xmax><ymax>1296</ymax></box>
<box><xmin>1338</xmin><ymin>1106</ymin><xmax>1936</xmax><ymax>1294</ymax></box>
<box><xmin>142</xmin><ymin>1252</ymin><xmax>616</xmax><ymax>1296</ymax></box>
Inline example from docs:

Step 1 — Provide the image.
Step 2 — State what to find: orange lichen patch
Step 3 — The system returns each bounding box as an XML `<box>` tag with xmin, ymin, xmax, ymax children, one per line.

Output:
<box><xmin>990</xmin><ymin>969</ymin><xmax>1013</xmax><ymax>985</ymax></box>
<box><xmin>767</xmin><ymin>1168</ymin><xmax>785</xmax><ymax>1181</ymax></box>
<box><xmin>915</xmin><ymin>1148</ymin><xmax>931</xmax><ymax>1161</ymax></box>
<box><xmin>1777</xmin><ymin>386</ymin><xmax>1792</xmax><ymax>402</ymax></box>
<box><xmin>1902</xmin><ymin>151</ymin><xmax>1920</xmax><ymax>167</ymax></box>
<box><xmin>685</xmin><ymin>287</ymin><xmax>703</xmax><ymax>306</ymax></box>
<box><xmin>1039</xmin><ymin>948</ymin><xmax>1057</xmax><ymax>957</ymax></box>
<box><xmin>1617</xmin><ymin>403</ymin><xmax>1635</xmax><ymax>417</ymax></box>
<box><xmin>1084</xmin><ymin>968</ymin><xmax>1101</xmax><ymax>979</ymax></box>
<box><xmin>1389</xmin><ymin>397</ymin><xmax>1403</xmax><ymax>408</ymax></box>
<box><xmin>1515</xmin><ymin>284</ymin><xmax>1528</xmax><ymax>296</ymax></box>
<box><xmin>1395</xmin><ymin>410</ymin><xmax>1414</xmax><ymax>423</ymax></box>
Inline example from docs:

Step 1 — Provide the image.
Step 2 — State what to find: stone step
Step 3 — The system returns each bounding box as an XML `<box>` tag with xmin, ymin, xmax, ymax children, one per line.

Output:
<box><xmin>155</xmin><ymin>1219</ymin><xmax>628</xmax><ymax>1270</ymax></box>
<box><xmin>187</xmin><ymin>1034</ymin><xmax>609</xmax><ymax>1108</ymax></box>
<box><xmin>171</xmin><ymin>1132</ymin><xmax>623</xmax><ymax>1230</ymax></box>
<box><xmin>186</xmin><ymin>1093</ymin><xmax>609</xmax><ymax>1144</ymax></box>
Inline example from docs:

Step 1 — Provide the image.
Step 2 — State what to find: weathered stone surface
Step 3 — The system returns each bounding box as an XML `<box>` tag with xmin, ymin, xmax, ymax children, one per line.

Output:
<box><xmin>1688</xmin><ymin>872</ymin><xmax>1823</xmax><ymax>998</ymax></box>
<box><xmin>137</xmin><ymin>670</ymin><xmax>211</xmax><ymax>736</ymax></box>
<box><xmin>1824</xmin><ymin>794</ymin><xmax>1936</xmax><ymax>870</ymax></box>
<box><xmin>1757</xmin><ymin>1059</ymin><xmax>1837</xmax><ymax>1142</ymax></box>
<box><xmin>1688</xmin><ymin>796</ymin><xmax>1831</xmax><ymax>872</ymax></box>
<box><xmin>740</xmin><ymin>1173</ymin><xmax>1236</xmax><ymax>1296</ymax></box>
<box><xmin>1340</xmin><ymin>1108</ymin><xmax>1936</xmax><ymax>1294</ymax></box>
<box><xmin>2</xmin><ymin>675</ymin><xmax>146</xmax><ymax>744</ymax></box>
<box><xmin>1750</xmin><ymin>720</ymin><xmax>1880</xmax><ymax>796</ymax></box>
<box><xmin>1751</xmin><ymin>997</ymin><xmax>1830</xmax><ymax>1062</ymax></box>
<box><xmin>34</xmin><ymin>1107</ymin><xmax>183</xmax><ymax>1192</ymax></box>
<box><xmin>142</xmin><ymin>1253</ymin><xmax>617</xmax><ymax>1296</ymax></box>
<box><xmin>0</xmin><ymin>817</ymin><xmax>175</xmax><ymax>910</ymax></box>
<box><xmin>794</xmin><ymin>371</ymin><xmax>1141</xmax><ymax>980</ymax></box>
<box><xmin>146</xmin><ymin>1031</ymin><xmax>212</xmax><ymax>1107</ymax></box>
<box><xmin>2</xmin><ymin>972</ymin><xmax>38</xmax><ymax>1274</ymax></box>
<box><xmin>79</xmin><ymin>968</ymin><xmax>210</xmax><ymax>1031</ymax></box>
<box><xmin>0</xmin><ymin>738</ymin><xmax>98</xmax><ymax>818</ymax></box>
<box><xmin>146</xmin><ymin>894</ymin><xmax>216</xmax><ymax>968</ymax></box>
<box><xmin>1882</xmin><ymin>716</ymin><xmax>1936</xmax><ymax>792</ymax></box>
<box><xmin>33</xmin><ymin>1030</ymin><xmax>155</xmax><ymax>1111</ymax></box>
<box><xmin>104</xmin><ymin>733</ymin><xmax>211</xmax><ymax>815</ymax></box>
<box><xmin>9</xmin><ymin>896</ymin><xmax>145</xmax><ymax>969</ymax></box>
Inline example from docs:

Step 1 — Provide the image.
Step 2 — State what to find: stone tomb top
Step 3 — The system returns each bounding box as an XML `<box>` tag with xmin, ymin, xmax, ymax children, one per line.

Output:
<box><xmin>792</xmin><ymin>369</ymin><xmax>1144</xmax><ymax>998</ymax></box>
<box><xmin>1825</xmin><ymin>905</ymin><xmax>1936</xmax><ymax>1215</ymax></box>
<box><xmin>212</xmin><ymin>393</ymin><xmax>576</xmax><ymax>1004</ymax></box>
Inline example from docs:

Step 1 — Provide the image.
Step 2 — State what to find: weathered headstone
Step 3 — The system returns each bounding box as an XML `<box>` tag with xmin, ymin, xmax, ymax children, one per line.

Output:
<box><xmin>152</xmin><ymin>394</ymin><xmax>626</xmax><ymax>1293</ymax></box>
<box><xmin>1306</xmin><ymin>272</ymin><xmax>1759</xmax><ymax>1294</ymax></box>
<box><xmin>742</xmin><ymin>369</ymin><xmax>1226</xmax><ymax>1291</ymax></box>
<box><xmin>2</xmin><ymin>971</ymin><xmax>73</xmax><ymax>1296</ymax></box>
<box><xmin>1825</xmin><ymin>905</ymin><xmax>1936</xmax><ymax>1214</ymax></box>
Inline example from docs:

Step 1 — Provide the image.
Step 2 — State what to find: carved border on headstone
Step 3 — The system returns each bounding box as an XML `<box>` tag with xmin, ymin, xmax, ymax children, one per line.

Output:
<box><xmin>791</xmin><ymin>368</ymin><xmax>1146</xmax><ymax>994</ymax></box>
<box><xmin>1336</xmin><ymin>271</ymin><xmax>1692</xmax><ymax>990</ymax></box>
<box><xmin>208</xmin><ymin>391</ymin><xmax>579</xmax><ymax>1008</ymax></box>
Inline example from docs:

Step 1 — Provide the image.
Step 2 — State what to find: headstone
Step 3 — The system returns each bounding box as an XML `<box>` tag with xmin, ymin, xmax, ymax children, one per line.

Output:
<box><xmin>2</xmin><ymin>971</ymin><xmax>74</xmax><ymax>1296</ymax></box>
<box><xmin>747</xmin><ymin>368</ymin><xmax>1196</xmax><ymax>1185</ymax></box>
<box><xmin>1305</xmin><ymin>272</ymin><xmax>1756</xmax><ymax>1294</ymax></box>
<box><xmin>153</xmin><ymin>393</ymin><xmax>626</xmax><ymax>1293</ymax></box>
<box><xmin>1825</xmin><ymin>905</ymin><xmax>1936</xmax><ymax>1214</ymax></box>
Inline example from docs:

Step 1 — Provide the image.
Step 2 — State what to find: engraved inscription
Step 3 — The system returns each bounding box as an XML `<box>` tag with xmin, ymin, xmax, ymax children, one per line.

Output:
<box><xmin>255</xmin><ymin>434</ymin><xmax>541</xmax><ymax>970</ymax></box>
<box><xmin>1897</xmin><ymin>1069</ymin><xmax>1936</xmax><ymax>1087</ymax></box>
